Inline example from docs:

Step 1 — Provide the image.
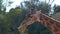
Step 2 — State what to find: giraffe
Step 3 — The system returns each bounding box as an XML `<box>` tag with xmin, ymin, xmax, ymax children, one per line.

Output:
<box><xmin>18</xmin><ymin>11</ymin><xmax>60</xmax><ymax>34</ymax></box>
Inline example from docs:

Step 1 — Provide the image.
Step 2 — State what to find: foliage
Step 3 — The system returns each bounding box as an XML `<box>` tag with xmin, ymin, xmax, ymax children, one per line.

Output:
<box><xmin>27</xmin><ymin>22</ymin><xmax>53</xmax><ymax>34</ymax></box>
<box><xmin>23</xmin><ymin>0</ymin><xmax>51</xmax><ymax>15</ymax></box>
<box><xmin>54</xmin><ymin>5</ymin><xmax>60</xmax><ymax>14</ymax></box>
<box><xmin>0</xmin><ymin>6</ymin><xmax>21</xmax><ymax>34</ymax></box>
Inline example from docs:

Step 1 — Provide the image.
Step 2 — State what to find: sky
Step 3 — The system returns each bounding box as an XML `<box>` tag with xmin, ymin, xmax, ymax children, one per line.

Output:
<box><xmin>3</xmin><ymin>0</ymin><xmax>60</xmax><ymax>12</ymax></box>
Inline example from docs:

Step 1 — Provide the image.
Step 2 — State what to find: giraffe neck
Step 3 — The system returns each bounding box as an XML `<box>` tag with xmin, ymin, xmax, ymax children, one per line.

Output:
<box><xmin>18</xmin><ymin>16</ymin><xmax>37</xmax><ymax>34</ymax></box>
<box><xmin>18</xmin><ymin>11</ymin><xmax>60</xmax><ymax>34</ymax></box>
<box><xmin>38</xmin><ymin>13</ymin><xmax>60</xmax><ymax>34</ymax></box>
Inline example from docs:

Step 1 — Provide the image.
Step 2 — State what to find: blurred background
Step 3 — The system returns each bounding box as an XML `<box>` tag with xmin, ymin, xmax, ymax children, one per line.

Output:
<box><xmin>0</xmin><ymin>0</ymin><xmax>60</xmax><ymax>34</ymax></box>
